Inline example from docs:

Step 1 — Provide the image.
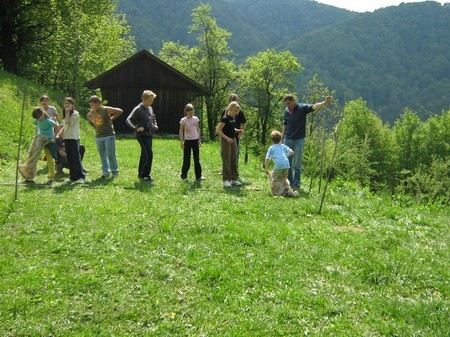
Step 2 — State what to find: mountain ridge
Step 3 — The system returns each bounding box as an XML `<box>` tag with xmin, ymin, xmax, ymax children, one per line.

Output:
<box><xmin>117</xmin><ymin>0</ymin><xmax>450</xmax><ymax>122</ymax></box>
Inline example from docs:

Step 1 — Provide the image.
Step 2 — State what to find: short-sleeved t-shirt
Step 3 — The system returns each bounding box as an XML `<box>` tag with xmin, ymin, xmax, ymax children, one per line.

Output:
<box><xmin>180</xmin><ymin>116</ymin><xmax>200</xmax><ymax>140</ymax></box>
<box><xmin>44</xmin><ymin>106</ymin><xmax>58</xmax><ymax>120</ymax></box>
<box><xmin>35</xmin><ymin>117</ymin><xmax>57</xmax><ymax>139</ymax></box>
<box><xmin>235</xmin><ymin>110</ymin><xmax>247</xmax><ymax>129</ymax></box>
<box><xmin>220</xmin><ymin>115</ymin><xmax>236</xmax><ymax>138</ymax></box>
<box><xmin>265</xmin><ymin>143</ymin><xmax>292</xmax><ymax>170</ymax></box>
<box><xmin>92</xmin><ymin>107</ymin><xmax>114</xmax><ymax>138</ymax></box>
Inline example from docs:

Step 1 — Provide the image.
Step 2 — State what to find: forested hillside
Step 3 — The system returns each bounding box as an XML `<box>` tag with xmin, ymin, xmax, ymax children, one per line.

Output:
<box><xmin>117</xmin><ymin>0</ymin><xmax>355</xmax><ymax>59</ymax></box>
<box><xmin>291</xmin><ymin>1</ymin><xmax>450</xmax><ymax>122</ymax></box>
<box><xmin>117</xmin><ymin>0</ymin><xmax>450</xmax><ymax>122</ymax></box>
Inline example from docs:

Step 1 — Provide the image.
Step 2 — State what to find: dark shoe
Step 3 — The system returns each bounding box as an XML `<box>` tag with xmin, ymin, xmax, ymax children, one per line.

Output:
<box><xmin>55</xmin><ymin>164</ymin><xmax>63</xmax><ymax>174</ymax></box>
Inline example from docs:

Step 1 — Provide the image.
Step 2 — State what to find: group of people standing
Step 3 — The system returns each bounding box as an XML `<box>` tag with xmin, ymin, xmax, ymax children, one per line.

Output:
<box><xmin>19</xmin><ymin>95</ymin><xmax>86</xmax><ymax>184</ymax></box>
<box><xmin>19</xmin><ymin>94</ymin><xmax>124</xmax><ymax>184</ymax></box>
<box><xmin>18</xmin><ymin>90</ymin><xmax>331</xmax><ymax>197</ymax></box>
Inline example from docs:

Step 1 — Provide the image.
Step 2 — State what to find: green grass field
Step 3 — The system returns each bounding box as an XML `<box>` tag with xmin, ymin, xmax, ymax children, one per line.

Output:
<box><xmin>0</xmin><ymin>71</ymin><xmax>448</xmax><ymax>336</ymax></box>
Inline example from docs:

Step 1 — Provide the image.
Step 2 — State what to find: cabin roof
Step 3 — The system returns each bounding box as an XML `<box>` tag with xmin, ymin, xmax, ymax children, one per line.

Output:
<box><xmin>85</xmin><ymin>49</ymin><xmax>213</xmax><ymax>96</ymax></box>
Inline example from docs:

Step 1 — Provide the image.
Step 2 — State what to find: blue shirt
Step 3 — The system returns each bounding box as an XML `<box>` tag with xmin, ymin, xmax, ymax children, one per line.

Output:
<box><xmin>283</xmin><ymin>103</ymin><xmax>314</xmax><ymax>139</ymax></box>
<box><xmin>266</xmin><ymin>143</ymin><xmax>292</xmax><ymax>170</ymax></box>
<box><xmin>35</xmin><ymin>117</ymin><xmax>57</xmax><ymax>139</ymax></box>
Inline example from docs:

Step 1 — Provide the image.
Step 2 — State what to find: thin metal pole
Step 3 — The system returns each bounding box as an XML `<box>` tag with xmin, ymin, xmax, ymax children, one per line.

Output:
<box><xmin>15</xmin><ymin>91</ymin><xmax>26</xmax><ymax>200</ymax></box>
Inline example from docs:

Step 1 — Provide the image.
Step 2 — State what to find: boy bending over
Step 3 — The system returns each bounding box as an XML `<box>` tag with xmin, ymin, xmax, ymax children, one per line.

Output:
<box><xmin>264</xmin><ymin>130</ymin><xmax>298</xmax><ymax>197</ymax></box>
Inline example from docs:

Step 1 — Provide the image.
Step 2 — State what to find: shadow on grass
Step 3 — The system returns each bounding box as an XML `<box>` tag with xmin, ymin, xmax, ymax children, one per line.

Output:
<box><xmin>52</xmin><ymin>180</ymin><xmax>77</xmax><ymax>194</ymax></box>
<box><xmin>87</xmin><ymin>176</ymin><xmax>115</xmax><ymax>187</ymax></box>
<box><xmin>51</xmin><ymin>176</ymin><xmax>113</xmax><ymax>194</ymax></box>
<box><xmin>298</xmin><ymin>189</ymin><xmax>312</xmax><ymax>199</ymax></box>
<box><xmin>174</xmin><ymin>179</ymin><xmax>207</xmax><ymax>195</ymax></box>
<box><xmin>19</xmin><ymin>180</ymin><xmax>54</xmax><ymax>192</ymax></box>
<box><xmin>123</xmin><ymin>180</ymin><xmax>155</xmax><ymax>193</ymax></box>
<box><xmin>223</xmin><ymin>185</ymin><xmax>247</xmax><ymax>197</ymax></box>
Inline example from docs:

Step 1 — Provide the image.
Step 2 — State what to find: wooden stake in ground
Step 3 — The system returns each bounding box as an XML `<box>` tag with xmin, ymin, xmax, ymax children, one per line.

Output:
<box><xmin>318</xmin><ymin>94</ymin><xmax>346</xmax><ymax>215</ymax></box>
<box><xmin>15</xmin><ymin>91</ymin><xmax>26</xmax><ymax>200</ymax></box>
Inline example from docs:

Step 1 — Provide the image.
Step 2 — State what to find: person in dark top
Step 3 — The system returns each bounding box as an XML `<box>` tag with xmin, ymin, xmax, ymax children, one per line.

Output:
<box><xmin>281</xmin><ymin>94</ymin><xmax>331</xmax><ymax>190</ymax></box>
<box><xmin>228</xmin><ymin>93</ymin><xmax>246</xmax><ymax>176</ymax></box>
<box><xmin>216</xmin><ymin>101</ymin><xmax>243</xmax><ymax>187</ymax></box>
<box><xmin>126</xmin><ymin>90</ymin><xmax>159</xmax><ymax>181</ymax></box>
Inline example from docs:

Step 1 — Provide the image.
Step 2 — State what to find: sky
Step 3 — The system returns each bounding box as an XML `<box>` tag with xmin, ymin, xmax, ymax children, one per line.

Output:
<box><xmin>316</xmin><ymin>0</ymin><xmax>446</xmax><ymax>12</ymax></box>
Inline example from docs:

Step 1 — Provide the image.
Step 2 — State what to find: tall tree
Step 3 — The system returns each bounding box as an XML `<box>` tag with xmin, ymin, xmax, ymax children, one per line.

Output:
<box><xmin>0</xmin><ymin>0</ymin><xmax>55</xmax><ymax>74</ymax></box>
<box><xmin>36</xmin><ymin>0</ymin><xmax>135</xmax><ymax>99</ymax></box>
<box><xmin>159</xmin><ymin>3</ymin><xmax>235</xmax><ymax>140</ymax></box>
<box><xmin>418</xmin><ymin>109</ymin><xmax>450</xmax><ymax>166</ymax></box>
<box><xmin>0</xmin><ymin>0</ymin><xmax>135</xmax><ymax>99</ymax></box>
<box><xmin>238</xmin><ymin>49</ymin><xmax>300</xmax><ymax>147</ymax></box>
<box><xmin>337</xmin><ymin>98</ymin><xmax>395</xmax><ymax>187</ymax></box>
<box><xmin>392</xmin><ymin>108</ymin><xmax>422</xmax><ymax>173</ymax></box>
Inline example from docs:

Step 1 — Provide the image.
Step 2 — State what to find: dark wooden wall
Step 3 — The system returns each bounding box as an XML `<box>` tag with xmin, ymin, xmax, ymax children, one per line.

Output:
<box><xmin>105</xmin><ymin>88</ymin><xmax>191</xmax><ymax>134</ymax></box>
<box><xmin>86</xmin><ymin>51</ymin><xmax>210</xmax><ymax>135</ymax></box>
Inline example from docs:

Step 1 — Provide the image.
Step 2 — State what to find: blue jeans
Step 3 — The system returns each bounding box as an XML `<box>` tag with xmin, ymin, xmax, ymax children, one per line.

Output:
<box><xmin>284</xmin><ymin>137</ymin><xmax>306</xmax><ymax>189</ymax></box>
<box><xmin>95</xmin><ymin>135</ymin><xmax>118</xmax><ymax>175</ymax></box>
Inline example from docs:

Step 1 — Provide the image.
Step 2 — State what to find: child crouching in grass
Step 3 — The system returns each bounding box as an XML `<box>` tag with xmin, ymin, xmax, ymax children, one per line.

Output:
<box><xmin>264</xmin><ymin>130</ymin><xmax>298</xmax><ymax>197</ymax></box>
<box><xmin>19</xmin><ymin>107</ymin><xmax>59</xmax><ymax>183</ymax></box>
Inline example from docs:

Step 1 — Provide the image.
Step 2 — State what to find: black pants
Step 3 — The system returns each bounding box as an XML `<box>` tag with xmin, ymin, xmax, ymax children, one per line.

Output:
<box><xmin>136</xmin><ymin>134</ymin><xmax>153</xmax><ymax>178</ymax></box>
<box><xmin>65</xmin><ymin>139</ymin><xmax>85</xmax><ymax>181</ymax></box>
<box><xmin>181</xmin><ymin>139</ymin><xmax>202</xmax><ymax>179</ymax></box>
<box><xmin>58</xmin><ymin>144</ymin><xmax>85</xmax><ymax>169</ymax></box>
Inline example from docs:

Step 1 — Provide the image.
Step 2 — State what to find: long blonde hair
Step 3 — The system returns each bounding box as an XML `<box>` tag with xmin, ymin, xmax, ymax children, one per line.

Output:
<box><xmin>226</xmin><ymin>101</ymin><xmax>240</xmax><ymax>115</ymax></box>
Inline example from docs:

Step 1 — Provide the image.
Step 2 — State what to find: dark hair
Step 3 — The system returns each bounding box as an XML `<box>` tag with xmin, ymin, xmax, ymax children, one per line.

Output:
<box><xmin>32</xmin><ymin>107</ymin><xmax>44</xmax><ymax>119</ymax></box>
<box><xmin>88</xmin><ymin>95</ymin><xmax>102</xmax><ymax>104</ymax></box>
<box><xmin>40</xmin><ymin>95</ymin><xmax>50</xmax><ymax>102</ymax></box>
<box><xmin>283</xmin><ymin>94</ymin><xmax>295</xmax><ymax>102</ymax></box>
<box><xmin>63</xmin><ymin>97</ymin><xmax>75</xmax><ymax>118</ymax></box>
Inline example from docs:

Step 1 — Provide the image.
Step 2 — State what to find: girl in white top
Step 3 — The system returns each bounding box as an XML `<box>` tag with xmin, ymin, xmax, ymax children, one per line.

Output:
<box><xmin>179</xmin><ymin>103</ymin><xmax>204</xmax><ymax>181</ymax></box>
<box><xmin>61</xmin><ymin>97</ymin><xmax>85</xmax><ymax>183</ymax></box>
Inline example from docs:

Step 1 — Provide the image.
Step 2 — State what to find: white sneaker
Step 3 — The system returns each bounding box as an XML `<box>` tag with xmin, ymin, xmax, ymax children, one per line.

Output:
<box><xmin>231</xmin><ymin>180</ymin><xmax>242</xmax><ymax>186</ymax></box>
<box><xmin>76</xmin><ymin>178</ymin><xmax>86</xmax><ymax>184</ymax></box>
<box><xmin>223</xmin><ymin>180</ymin><xmax>232</xmax><ymax>187</ymax></box>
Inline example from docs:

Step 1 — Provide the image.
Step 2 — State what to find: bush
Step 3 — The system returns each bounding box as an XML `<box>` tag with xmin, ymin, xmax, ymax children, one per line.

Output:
<box><xmin>400</xmin><ymin>156</ymin><xmax>450</xmax><ymax>205</ymax></box>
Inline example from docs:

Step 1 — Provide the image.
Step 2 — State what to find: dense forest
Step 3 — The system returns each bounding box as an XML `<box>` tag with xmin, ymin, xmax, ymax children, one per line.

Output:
<box><xmin>118</xmin><ymin>0</ymin><xmax>450</xmax><ymax>123</ymax></box>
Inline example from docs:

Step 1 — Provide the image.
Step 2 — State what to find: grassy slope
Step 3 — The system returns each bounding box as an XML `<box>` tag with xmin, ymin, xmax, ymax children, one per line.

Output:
<box><xmin>0</xmin><ymin>71</ymin><xmax>448</xmax><ymax>336</ymax></box>
<box><xmin>0</xmin><ymin>71</ymin><xmax>66</xmax><ymax>225</ymax></box>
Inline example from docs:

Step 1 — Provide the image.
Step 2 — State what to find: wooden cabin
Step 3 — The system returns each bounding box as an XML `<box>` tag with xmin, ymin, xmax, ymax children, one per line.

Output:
<box><xmin>84</xmin><ymin>50</ymin><xmax>213</xmax><ymax>134</ymax></box>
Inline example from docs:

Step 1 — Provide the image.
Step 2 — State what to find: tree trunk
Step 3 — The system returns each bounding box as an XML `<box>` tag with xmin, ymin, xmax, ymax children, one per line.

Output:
<box><xmin>0</xmin><ymin>21</ymin><xmax>18</xmax><ymax>74</ymax></box>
